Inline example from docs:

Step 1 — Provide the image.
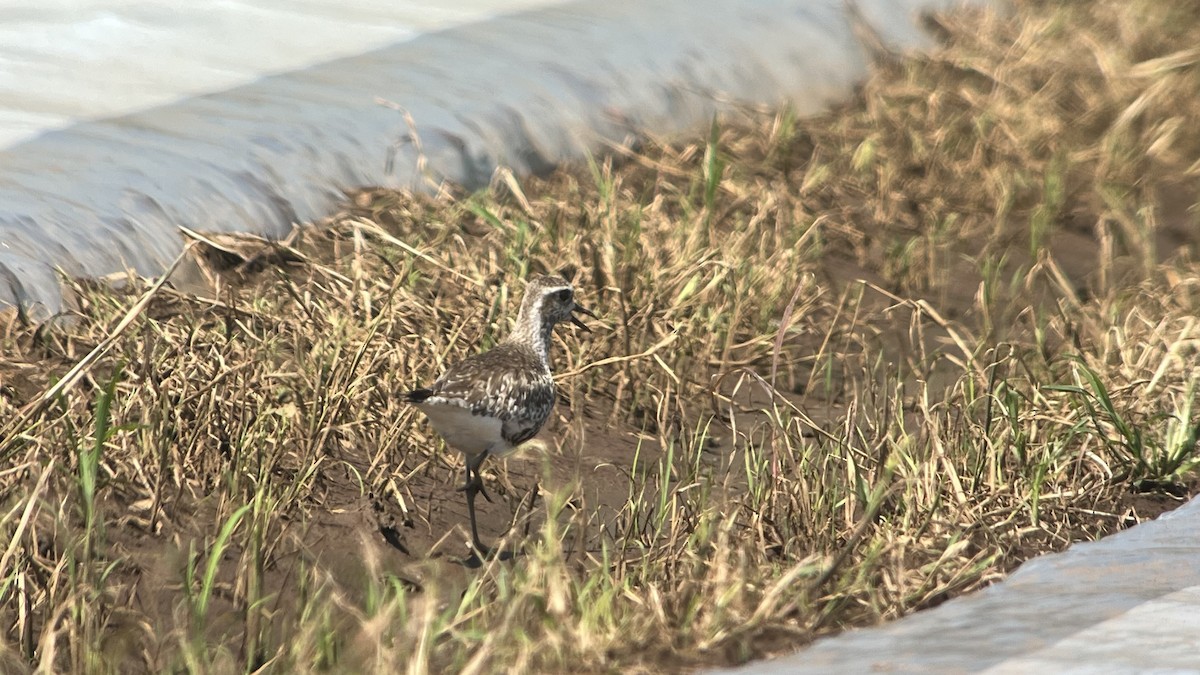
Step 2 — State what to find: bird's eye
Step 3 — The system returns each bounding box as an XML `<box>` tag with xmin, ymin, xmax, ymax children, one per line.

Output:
<box><xmin>556</xmin><ymin>289</ymin><xmax>573</xmax><ymax>302</ymax></box>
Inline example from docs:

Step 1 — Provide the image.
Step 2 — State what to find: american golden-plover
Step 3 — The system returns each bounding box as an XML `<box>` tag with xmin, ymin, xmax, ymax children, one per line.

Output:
<box><xmin>404</xmin><ymin>274</ymin><xmax>596</xmax><ymax>554</ymax></box>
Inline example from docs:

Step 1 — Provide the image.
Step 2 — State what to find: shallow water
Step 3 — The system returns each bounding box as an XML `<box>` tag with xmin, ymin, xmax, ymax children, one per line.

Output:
<box><xmin>712</xmin><ymin>495</ymin><xmax>1200</xmax><ymax>672</ymax></box>
<box><xmin>0</xmin><ymin>0</ymin><xmax>975</xmax><ymax>311</ymax></box>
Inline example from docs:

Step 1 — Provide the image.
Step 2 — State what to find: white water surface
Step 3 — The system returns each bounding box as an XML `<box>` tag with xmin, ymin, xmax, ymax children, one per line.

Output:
<box><xmin>713</xmin><ymin>496</ymin><xmax>1200</xmax><ymax>674</ymax></box>
<box><xmin>0</xmin><ymin>0</ymin><xmax>977</xmax><ymax>309</ymax></box>
<box><xmin>0</xmin><ymin>0</ymin><xmax>565</xmax><ymax>148</ymax></box>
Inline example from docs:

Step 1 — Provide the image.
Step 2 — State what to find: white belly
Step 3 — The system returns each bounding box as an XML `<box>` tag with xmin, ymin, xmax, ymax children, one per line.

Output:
<box><xmin>418</xmin><ymin>402</ymin><xmax>505</xmax><ymax>458</ymax></box>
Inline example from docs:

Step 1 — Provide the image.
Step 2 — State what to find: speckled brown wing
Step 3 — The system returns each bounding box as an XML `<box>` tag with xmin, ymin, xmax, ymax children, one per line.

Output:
<box><xmin>498</xmin><ymin>378</ymin><xmax>555</xmax><ymax>445</ymax></box>
<box><xmin>407</xmin><ymin>343</ymin><xmax>556</xmax><ymax>446</ymax></box>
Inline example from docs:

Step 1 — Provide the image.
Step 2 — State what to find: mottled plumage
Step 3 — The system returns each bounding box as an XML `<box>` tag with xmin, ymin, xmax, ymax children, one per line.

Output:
<box><xmin>404</xmin><ymin>274</ymin><xmax>595</xmax><ymax>553</ymax></box>
<box><xmin>407</xmin><ymin>343</ymin><xmax>554</xmax><ymax>453</ymax></box>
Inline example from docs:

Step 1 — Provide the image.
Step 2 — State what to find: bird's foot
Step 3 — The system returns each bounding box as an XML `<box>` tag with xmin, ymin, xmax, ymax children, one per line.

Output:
<box><xmin>471</xmin><ymin>539</ymin><xmax>493</xmax><ymax>558</ymax></box>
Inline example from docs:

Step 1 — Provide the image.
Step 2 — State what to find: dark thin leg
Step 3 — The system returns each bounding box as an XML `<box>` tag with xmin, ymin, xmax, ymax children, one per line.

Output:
<box><xmin>459</xmin><ymin>453</ymin><xmax>491</xmax><ymax>554</ymax></box>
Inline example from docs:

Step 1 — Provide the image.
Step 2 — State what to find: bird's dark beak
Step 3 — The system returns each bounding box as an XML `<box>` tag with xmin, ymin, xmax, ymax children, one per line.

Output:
<box><xmin>571</xmin><ymin>304</ymin><xmax>597</xmax><ymax>332</ymax></box>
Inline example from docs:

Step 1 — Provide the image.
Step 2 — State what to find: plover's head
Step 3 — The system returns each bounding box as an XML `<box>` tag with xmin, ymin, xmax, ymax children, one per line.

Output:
<box><xmin>522</xmin><ymin>274</ymin><xmax>597</xmax><ymax>330</ymax></box>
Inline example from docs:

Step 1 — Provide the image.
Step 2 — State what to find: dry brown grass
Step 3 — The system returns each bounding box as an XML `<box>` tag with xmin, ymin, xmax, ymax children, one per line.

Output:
<box><xmin>1</xmin><ymin>0</ymin><xmax>1199</xmax><ymax>672</ymax></box>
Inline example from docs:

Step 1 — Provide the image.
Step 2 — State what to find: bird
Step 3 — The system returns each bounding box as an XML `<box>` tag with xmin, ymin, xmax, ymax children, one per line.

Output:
<box><xmin>404</xmin><ymin>274</ymin><xmax>596</xmax><ymax>554</ymax></box>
